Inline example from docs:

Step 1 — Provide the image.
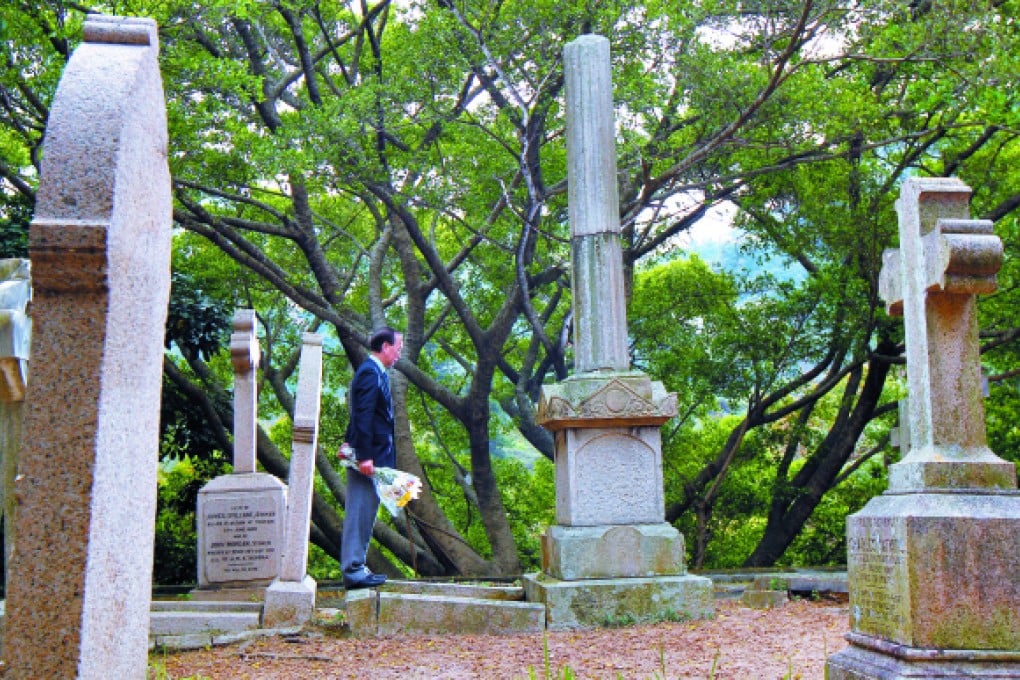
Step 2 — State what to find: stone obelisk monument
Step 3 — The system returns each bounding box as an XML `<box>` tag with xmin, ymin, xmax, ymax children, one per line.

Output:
<box><xmin>827</xmin><ymin>178</ymin><xmax>1020</xmax><ymax>678</ymax></box>
<box><xmin>523</xmin><ymin>34</ymin><xmax>713</xmax><ymax>630</ymax></box>
<box><xmin>3</xmin><ymin>17</ymin><xmax>170</xmax><ymax>678</ymax></box>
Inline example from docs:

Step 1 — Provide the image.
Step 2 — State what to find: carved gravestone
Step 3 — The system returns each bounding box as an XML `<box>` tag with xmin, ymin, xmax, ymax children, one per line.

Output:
<box><xmin>827</xmin><ymin>178</ymin><xmax>1020</xmax><ymax>679</ymax></box>
<box><xmin>196</xmin><ymin>310</ymin><xmax>286</xmax><ymax>591</ymax></box>
<box><xmin>2</xmin><ymin>17</ymin><xmax>171</xmax><ymax>678</ymax></box>
<box><xmin>523</xmin><ymin>34</ymin><xmax>712</xmax><ymax>630</ymax></box>
<box><xmin>263</xmin><ymin>333</ymin><xmax>322</xmax><ymax>628</ymax></box>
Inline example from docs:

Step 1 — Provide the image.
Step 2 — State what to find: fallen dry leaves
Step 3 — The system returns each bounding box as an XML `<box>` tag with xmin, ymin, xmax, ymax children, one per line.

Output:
<box><xmin>156</xmin><ymin>597</ymin><xmax>849</xmax><ymax>679</ymax></box>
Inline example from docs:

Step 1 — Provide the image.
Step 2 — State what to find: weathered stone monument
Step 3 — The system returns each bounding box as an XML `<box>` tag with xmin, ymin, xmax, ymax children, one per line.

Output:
<box><xmin>196</xmin><ymin>310</ymin><xmax>286</xmax><ymax>592</ymax></box>
<box><xmin>827</xmin><ymin>177</ymin><xmax>1020</xmax><ymax>678</ymax></box>
<box><xmin>0</xmin><ymin>259</ymin><xmax>30</xmax><ymax>588</ymax></box>
<box><xmin>2</xmin><ymin>16</ymin><xmax>171</xmax><ymax>678</ymax></box>
<box><xmin>523</xmin><ymin>34</ymin><xmax>713</xmax><ymax>629</ymax></box>
<box><xmin>263</xmin><ymin>333</ymin><xmax>323</xmax><ymax>628</ymax></box>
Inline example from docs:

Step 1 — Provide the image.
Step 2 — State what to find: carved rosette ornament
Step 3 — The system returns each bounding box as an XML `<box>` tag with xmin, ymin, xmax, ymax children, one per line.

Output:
<box><xmin>537</xmin><ymin>372</ymin><xmax>678</xmax><ymax>431</ymax></box>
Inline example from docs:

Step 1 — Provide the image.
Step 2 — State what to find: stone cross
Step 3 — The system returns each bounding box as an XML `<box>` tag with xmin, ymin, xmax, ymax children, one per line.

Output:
<box><xmin>3</xmin><ymin>16</ymin><xmax>171</xmax><ymax>679</ymax></box>
<box><xmin>230</xmin><ymin>309</ymin><xmax>259</xmax><ymax>474</ymax></box>
<box><xmin>829</xmin><ymin>176</ymin><xmax>1020</xmax><ymax>678</ymax></box>
<box><xmin>195</xmin><ymin>309</ymin><xmax>284</xmax><ymax>589</ymax></box>
<box><xmin>263</xmin><ymin>333</ymin><xmax>322</xmax><ymax>628</ymax></box>
<box><xmin>877</xmin><ymin>177</ymin><xmax>1015</xmax><ymax>491</ymax></box>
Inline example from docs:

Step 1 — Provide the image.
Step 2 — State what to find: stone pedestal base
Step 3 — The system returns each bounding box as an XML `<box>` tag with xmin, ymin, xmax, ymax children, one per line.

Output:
<box><xmin>263</xmin><ymin>575</ymin><xmax>317</xmax><ymax>628</ymax></box>
<box><xmin>523</xmin><ymin>572</ymin><xmax>713</xmax><ymax>630</ymax></box>
<box><xmin>843</xmin><ymin>492</ymin><xmax>1020</xmax><ymax>649</ymax></box>
<box><xmin>826</xmin><ymin>490</ymin><xmax>1020</xmax><ymax>679</ymax></box>
<box><xmin>827</xmin><ymin>635</ymin><xmax>1020</xmax><ymax>679</ymax></box>
<box><xmin>541</xmin><ymin>523</ymin><xmax>684</xmax><ymax>580</ymax></box>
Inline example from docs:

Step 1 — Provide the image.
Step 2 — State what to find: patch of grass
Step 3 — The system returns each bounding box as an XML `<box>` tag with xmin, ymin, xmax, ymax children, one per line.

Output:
<box><xmin>523</xmin><ymin>634</ymin><xmax>577</xmax><ymax>680</ymax></box>
<box><xmin>602</xmin><ymin>612</ymin><xmax>638</xmax><ymax>628</ymax></box>
<box><xmin>708</xmin><ymin>648</ymin><xmax>721</xmax><ymax>679</ymax></box>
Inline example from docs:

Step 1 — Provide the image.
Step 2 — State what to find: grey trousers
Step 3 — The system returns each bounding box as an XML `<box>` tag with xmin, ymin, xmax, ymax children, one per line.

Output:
<box><xmin>340</xmin><ymin>468</ymin><xmax>380</xmax><ymax>574</ymax></box>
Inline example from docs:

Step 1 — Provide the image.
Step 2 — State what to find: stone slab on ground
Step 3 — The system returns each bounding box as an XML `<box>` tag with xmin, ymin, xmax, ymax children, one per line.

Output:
<box><xmin>380</xmin><ymin>579</ymin><xmax>525</xmax><ymax>601</ymax></box>
<box><xmin>523</xmin><ymin>573</ymin><xmax>714</xmax><ymax>630</ymax></box>
<box><xmin>787</xmin><ymin>572</ymin><xmax>848</xmax><ymax>594</ymax></box>
<box><xmin>187</xmin><ymin>585</ymin><xmax>269</xmax><ymax>603</ymax></box>
<box><xmin>149</xmin><ymin>609</ymin><xmax>262</xmax><ymax>637</ymax></box>
<box><xmin>741</xmin><ymin>589</ymin><xmax>787</xmax><ymax>609</ymax></box>
<box><xmin>345</xmin><ymin>590</ymin><xmax>546</xmax><ymax>637</ymax></box>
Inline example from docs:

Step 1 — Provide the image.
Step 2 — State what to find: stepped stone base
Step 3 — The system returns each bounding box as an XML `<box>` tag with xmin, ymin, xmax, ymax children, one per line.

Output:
<box><xmin>149</xmin><ymin>611</ymin><xmax>260</xmax><ymax>639</ymax></box>
<box><xmin>188</xmin><ymin>585</ymin><xmax>268</xmax><ymax>602</ymax></box>
<box><xmin>381</xmin><ymin>579</ymin><xmax>525</xmax><ymax>601</ymax></box>
<box><xmin>523</xmin><ymin>573</ymin><xmax>713</xmax><ymax>630</ymax></box>
<box><xmin>149</xmin><ymin>600</ymin><xmax>265</xmax><ymax>651</ymax></box>
<box><xmin>542</xmin><ymin>523</ymin><xmax>684</xmax><ymax>580</ymax></box>
<box><xmin>263</xmin><ymin>575</ymin><xmax>316</xmax><ymax>628</ymax></box>
<box><xmin>345</xmin><ymin>590</ymin><xmax>546</xmax><ymax>637</ymax></box>
<box><xmin>827</xmin><ymin>637</ymin><xmax>1020</xmax><ymax>679</ymax></box>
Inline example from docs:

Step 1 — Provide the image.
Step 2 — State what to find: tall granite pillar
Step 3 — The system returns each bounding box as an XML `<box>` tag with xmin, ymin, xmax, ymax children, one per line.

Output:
<box><xmin>827</xmin><ymin>178</ymin><xmax>1020</xmax><ymax>678</ymax></box>
<box><xmin>195</xmin><ymin>310</ymin><xmax>286</xmax><ymax>594</ymax></box>
<box><xmin>263</xmin><ymin>333</ymin><xmax>323</xmax><ymax>628</ymax></box>
<box><xmin>2</xmin><ymin>17</ymin><xmax>171</xmax><ymax>678</ymax></box>
<box><xmin>523</xmin><ymin>34</ymin><xmax>712</xmax><ymax>630</ymax></box>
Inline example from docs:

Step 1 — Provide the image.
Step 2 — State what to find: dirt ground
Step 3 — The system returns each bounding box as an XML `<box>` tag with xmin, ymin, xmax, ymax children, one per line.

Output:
<box><xmin>155</xmin><ymin>596</ymin><xmax>850</xmax><ymax>679</ymax></box>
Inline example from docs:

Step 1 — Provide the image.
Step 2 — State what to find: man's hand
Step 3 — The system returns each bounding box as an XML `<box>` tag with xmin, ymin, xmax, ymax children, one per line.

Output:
<box><xmin>358</xmin><ymin>458</ymin><xmax>375</xmax><ymax>476</ymax></box>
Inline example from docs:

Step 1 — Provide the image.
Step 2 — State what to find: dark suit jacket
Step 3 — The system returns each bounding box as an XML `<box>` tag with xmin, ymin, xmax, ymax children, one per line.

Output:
<box><xmin>345</xmin><ymin>356</ymin><xmax>396</xmax><ymax>468</ymax></box>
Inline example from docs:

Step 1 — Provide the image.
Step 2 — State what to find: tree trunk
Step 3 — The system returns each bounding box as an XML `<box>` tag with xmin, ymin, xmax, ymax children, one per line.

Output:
<box><xmin>743</xmin><ymin>346</ymin><xmax>894</xmax><ymax>567</ymax></box>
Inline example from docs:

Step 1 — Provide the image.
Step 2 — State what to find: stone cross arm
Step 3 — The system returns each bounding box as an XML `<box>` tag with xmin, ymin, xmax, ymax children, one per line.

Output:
<box><xmin>878</xmin><ymin>217</ymin><xmax>1001</xmax><ymax>316</ymax></box>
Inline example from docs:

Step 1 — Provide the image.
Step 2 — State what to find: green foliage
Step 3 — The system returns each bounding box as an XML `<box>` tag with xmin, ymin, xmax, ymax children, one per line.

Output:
<box><xmin>781</xmin><ymin>462</ymin><xmax>888</xmax><ymax>566</ymax></box>
<box><xmin>413</xmin><ymin>415</ymin><xmax>554</xmax><ymax>571</ymax></box>
<box><xmin>498</xmin><ymin>455</ymin><xmax>555</xmax><ymax>571</ymax></box>
<box><xmin>7</xmin><ymin>0</ymin><xmax>1020</xmax><ymax>579</ymax></box>
<box><xmin>307</xmin><ymin>543</ymin><xmax>342</xmax><ymax>582</ymax></box>
<box><xmin>165</xmin><ymin>271</ymin><xmax>233</xmax><ymax>361</ymax></box>
<box><xmin>631</xmin><ymin>255</ymin><xmax>740</xmax><ymax>416</ymax></box>
<box><xmin>159</xmin><ymin>370</ymin><xmax>232</xmax><ymax>465</ymax></box>
<box><xmin>0</xmin><ymin>190</ymin><xmax>30</xmax><ymax>258</ymax></box>
<box><xmin>152</xmin><ymin>455</ymin><xmax>229</xmax><ymax>585</ymax></box>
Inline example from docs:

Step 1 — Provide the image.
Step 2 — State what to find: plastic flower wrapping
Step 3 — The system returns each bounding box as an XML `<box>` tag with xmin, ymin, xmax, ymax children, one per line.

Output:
<box><xmin>339</xmin><ymin>443</ymin><xmax>423</xmax><ymax>516</ymax></box>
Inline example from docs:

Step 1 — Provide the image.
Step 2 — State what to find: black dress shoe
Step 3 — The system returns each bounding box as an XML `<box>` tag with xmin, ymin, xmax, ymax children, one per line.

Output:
<box><xmin>343</xmin><ymin>572</ymin><xmax>387</xmax><ymax>590</ymax></box>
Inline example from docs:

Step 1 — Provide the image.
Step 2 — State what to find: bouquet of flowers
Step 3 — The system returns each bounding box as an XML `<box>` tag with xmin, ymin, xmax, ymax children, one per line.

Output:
<box><xmin>338</xmin><ymin>443</ymin><xmax>423</xmax><ymax>516</ymax></box>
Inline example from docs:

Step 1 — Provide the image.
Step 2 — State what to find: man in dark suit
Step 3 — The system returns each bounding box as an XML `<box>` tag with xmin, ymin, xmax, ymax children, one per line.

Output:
<box><xmin>340</xmin><ymin>326</ymin><xmax>403</xmax><ymax>589</ymax></box>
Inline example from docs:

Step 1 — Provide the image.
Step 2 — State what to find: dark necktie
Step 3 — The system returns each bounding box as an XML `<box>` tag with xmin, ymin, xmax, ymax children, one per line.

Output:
<box><xmin>380</xmin><ymin>367</ymin><xmax>393</xmax><ymax>419</ymax></box>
